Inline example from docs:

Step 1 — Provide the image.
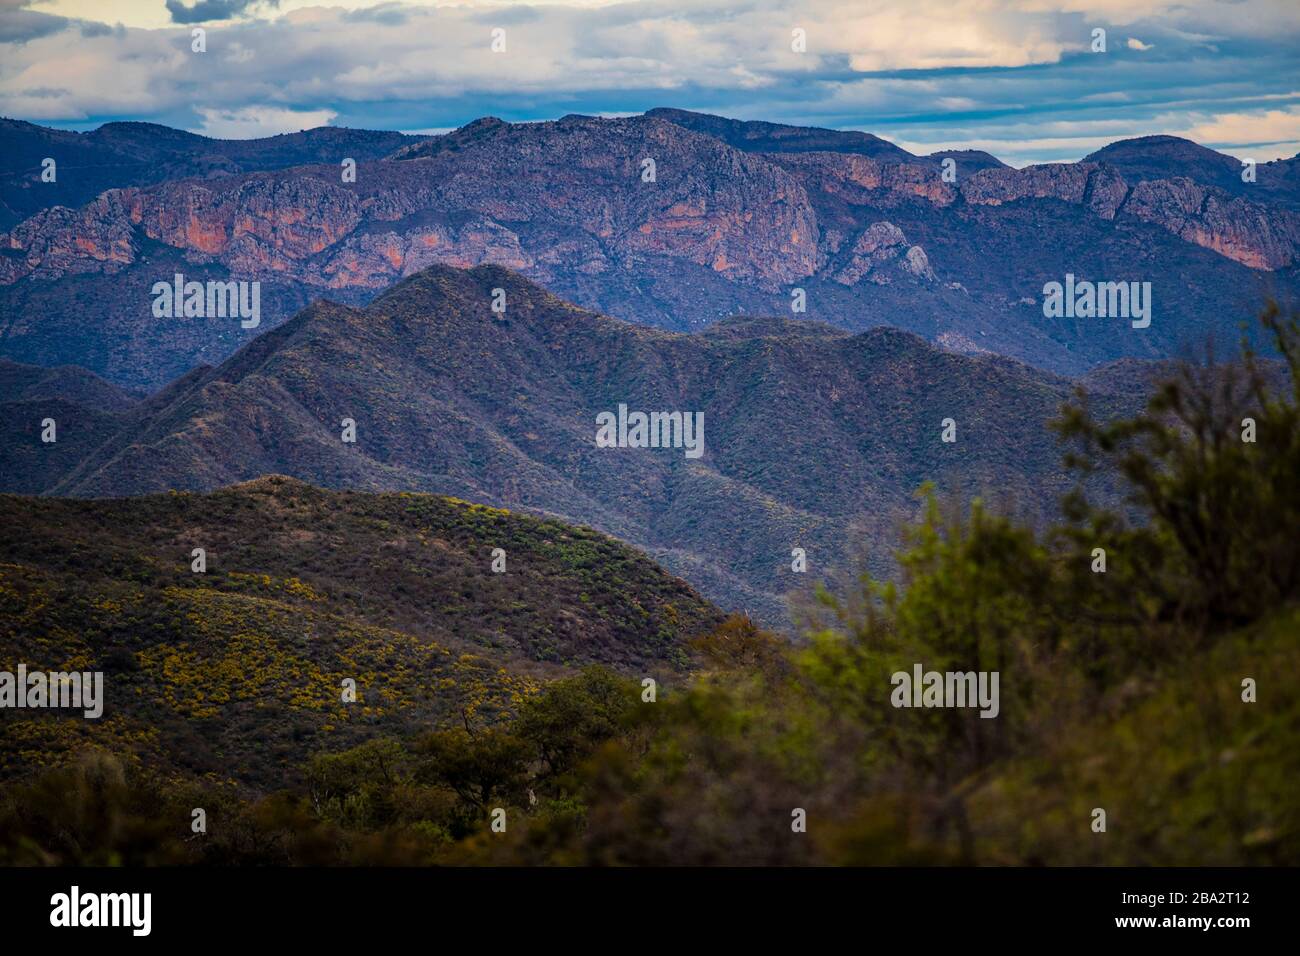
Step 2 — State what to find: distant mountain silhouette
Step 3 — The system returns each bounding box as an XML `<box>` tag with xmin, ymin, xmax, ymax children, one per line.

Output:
<box><xmin>1085</xmin><ymin>135</ymin><xmax>1300</xmax><ymax>208</ymax></box>
<box><xmin>0</xmin><ymin>116</ymin><xmax>421</xmax><ymax>229</ymax></box>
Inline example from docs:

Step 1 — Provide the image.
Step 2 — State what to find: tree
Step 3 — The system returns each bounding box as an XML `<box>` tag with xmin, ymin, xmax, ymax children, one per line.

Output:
<box><xmin>1056</xmin><ymin>303</ymin><xmax>1300</xmax><ymax>631</ymax></box>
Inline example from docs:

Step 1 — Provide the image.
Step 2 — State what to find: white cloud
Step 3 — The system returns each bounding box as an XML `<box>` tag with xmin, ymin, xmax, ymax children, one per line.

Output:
<box><xmin>1</xmin><ymin>0</ymin><xmax>1296</xmax><ymax>164</ymax></box>
<box><xmin>192</xmin><ymin>104</ymin><xmax>337</xmax><ymax>137</ymax></box>
<box><xmin>1179</xmin><ymin>106</ymin><xmax>1300</xmax><ymax>159</ymax></box>
<box><xmin>888</xmin><ymin>106</ymin><xmax>1300</xmax><ymax>167</ymax></box>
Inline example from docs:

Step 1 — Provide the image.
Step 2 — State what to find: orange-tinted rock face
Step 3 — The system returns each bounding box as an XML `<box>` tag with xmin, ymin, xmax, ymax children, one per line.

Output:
<box><xmin>180</xmin><ymin>215</ymin><xmax>225</xmax><ymax>253</ymax></box>
<box><xmin>777</xmin><ymin>151</ymin><xmax>1295</xmax><ymax>270</ymax></box>
<box><xmin>1123</xmin><ymin>179</ymin><xmax>1300</xmax><ymax>270</ymax></box>
<box><xmin>11</xmin><ymin>113</ymin><xmax>1298</xmax><ymax>399</ymax></box>
<box><xmin>1</xmin><ymin>114</ymin><xmax>1295</xmax><ymax>310</ymax></box>
<box><xmin>3</xmin><ymin>193</ymin><xmax>139</xmax><ymax>276</ymax></box>
<box><xmin>318</xmin><ymin>220</ymin><xmax>534</xmax><ymax>289</ymax></box>
<box><xmin>1</xmin><ymin>115</ymin><xmax>820</xmax><ymax>291</ymax></box>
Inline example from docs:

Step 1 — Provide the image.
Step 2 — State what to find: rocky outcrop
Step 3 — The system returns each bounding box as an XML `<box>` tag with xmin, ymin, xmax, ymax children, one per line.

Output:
<box><xmin>833</xmin><ymin>222</ymin><xmax>935</xmax><ymax>286</ymax></box>
<box><xmin>771</xmin><ymin>152</ymin><xmax>958</xmax><ymax>207</ymax></box>
<box><xmin>2</xmin><ymin>191</ymin><xmax>139</xmax><ymax>278</ymax></box>
<box><xmin>320</xmin><ymin>219</ymin><xmax>535</xmax><ymax>288</ymax></box>
<box><xmin>3</xmin><ymin>111</ymin><xmax>1299</xmax><ymax>392</ymax></box>
<box><xmin>962</xmin><ymin>161</ymin><xmax>1130</xmax><ymax>218</ymax></box>
<box><xmin>1084</xmin><ymin>165</ymin><xmax>1131</xmax><ymax>220</ymax></box>
<box><xmin>958</xmin><ymin>161</ymin><xmax>1300</xmax><ymax>266</ymax></box>
<box><xmin>4</xmin><ymin>114</ymin><xmax>1298</xmax><ymax>291</ymax></box>
<box><xmin>134</xmin><ymin>177</ymin><xmax>364</xmax><ymax>265</ymax></box>
<box><xmin>1122</xmin><ymin>178</ymin><xmax>1300</xmax><ymax>270</ymax></box>
<box><xmin>962</xmin><ymin>162</ymin><xmax>1095</xmax><ymax>206</ymax></box>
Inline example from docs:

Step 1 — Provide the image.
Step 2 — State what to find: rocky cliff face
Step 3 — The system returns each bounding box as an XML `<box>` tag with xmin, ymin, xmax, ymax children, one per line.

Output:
<box><xmin>831</xmin><ymin>222</ymin><xmax>936</xmax><ymax>286</ymax></box>
<box><xmin>2</xmin><ymin>115</ymin><xmax>821</xmax><ymax>291</ymax></box>
<box><xmin>1</xmin><ymin>110</ymin><xmax>1297</xmax><ymax>388</ymax></box>
<box><xmin>770</xmin><ymin>151</ymin><xmax>959</xmax><ymax>208</ymax></box>
<box><xmin>959</xmin><ymin>164</ymin><xmax>1300</xmax><ymax>269</ymax></box>
<box><xmin>1084</xmin><ymin>135</ymin><xmax>1300</xmax><ymax>210</ymax></box>
<box><xmin>13</xmin><ymin>111</ymin><xmax>1294</xmax><ymax>287</ymax></box>
<box><xmin>774</xmin><ymin>151</ymin><xmax>1299</xmax><ymax>270</ymax></box>
<box><xmin>1122</xmin><ymin>178</ymin><xmax>1300</xmax><ymax>270</ymax></box>
<box><xmin>1</xmin><ymin>192</ymin><xmax>139</xmax><ymax>281</ymax></box>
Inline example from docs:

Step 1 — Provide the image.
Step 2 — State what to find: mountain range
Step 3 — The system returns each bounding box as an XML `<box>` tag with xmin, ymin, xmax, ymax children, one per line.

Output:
<box><xmin>2</xmin><ymin>107</ymin><xmax>1297</xmax><ymax>870</ymax></box>
<box><xmin>2</xmin><ymin>109</ymin><xmax>1297</xmax><ymax>391</ymax></box>
<box><xmin>1</xmin><ymin>264</ymin><xmax>1152</xmax><ymax>624</ymax></box>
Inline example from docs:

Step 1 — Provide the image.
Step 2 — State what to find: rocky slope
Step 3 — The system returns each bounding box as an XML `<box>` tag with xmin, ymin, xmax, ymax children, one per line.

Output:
<box><xmin>1084</xmin><ymin>135</ymin><xmax>1300</xmax><ymax>209</ymax></box>
<box><xmin>646</xmin><ymin>107</ymin><xmax>1009</xmax><ymax>172</ymax></box>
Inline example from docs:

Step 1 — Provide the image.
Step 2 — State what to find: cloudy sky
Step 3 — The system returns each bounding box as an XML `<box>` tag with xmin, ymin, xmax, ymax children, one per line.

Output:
<box><xmin>2</xmin><ymin>0</ymin><xmax>1298</xmax><ymax>166</ymax></box>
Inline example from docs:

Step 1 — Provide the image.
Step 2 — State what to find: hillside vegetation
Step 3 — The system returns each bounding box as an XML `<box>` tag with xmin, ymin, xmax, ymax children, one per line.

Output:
<box><xmin>1</xmin><ymin>307</ymin><xmax>1295</xmax><ymax>865</ymax></box>
<box><xmin>0</xmin><ymin>477</ymin><xmax>722</xmax><ymax>792</ymax></box>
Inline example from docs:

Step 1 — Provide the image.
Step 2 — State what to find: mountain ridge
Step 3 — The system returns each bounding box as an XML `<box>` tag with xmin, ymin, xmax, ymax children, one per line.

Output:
<box><xmin>5</xmin><ymin>264</ymin><xmax>1150</xmax><ymax>625</ymax></box>
<box><xmin>3</xmin><ymin>109</ymin><xmax>1297</xmax><ymax>391</ymax></box>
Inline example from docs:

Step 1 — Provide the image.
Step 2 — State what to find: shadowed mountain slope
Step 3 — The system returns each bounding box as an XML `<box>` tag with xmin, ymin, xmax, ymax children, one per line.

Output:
<box><xmin>0</xmin><ymin>359</ymin><xmax>141</xmax><ymax>494</ymax></box>
<box><xmin>21</xmin><ymin>265</ymin><xmax>1149</xmax><ymax>624</ymax></box>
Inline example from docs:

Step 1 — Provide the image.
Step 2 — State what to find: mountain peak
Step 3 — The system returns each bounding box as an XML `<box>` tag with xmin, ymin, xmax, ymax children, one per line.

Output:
<box><xmin>1087</xmin><ymin>134</ymin><xmax>1230</xmax><ymax>160</ymax></box>
<box><xmin>1084</xmin><ymin>134</ymin><xmax>1241</xmax><ymax>187</ymax></box>
<box><xmin>372</xmin><ymin>262</ymin><xmax>577</xmax><ymax>309</ymax></box>
<box><xmin>92</xmin><ymin>120</ymin><xmax>206</xmax><ymax>139</ymax></box>
<box><xmin>225</xmin><ymin>473</ymin><xmax>312</xmax><ymax>493</ymax></box>
<box><xmin>459</xmin><ymin>115</ymin><xmax>508</xmax><ymax>133</ymax></box>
